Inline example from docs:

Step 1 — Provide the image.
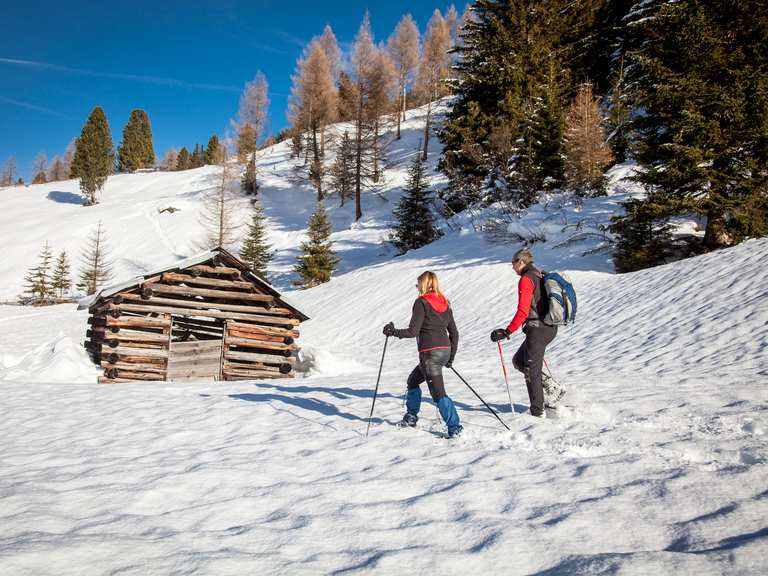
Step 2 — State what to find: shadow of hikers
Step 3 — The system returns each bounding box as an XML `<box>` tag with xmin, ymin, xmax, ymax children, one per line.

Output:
<box><xmin>230</xmin><ymin>392</ymin><xmax>375</xmax><ymax>423</ymax></box>
<box><xmin>252</xmin><ymin>382</ymin><xmax>520</xmax><ymax>415</ymax></box>
<box><xmin>47</xmin><ymin>191</ymin><xmax>84</xmax><ymax>205</ymax></box>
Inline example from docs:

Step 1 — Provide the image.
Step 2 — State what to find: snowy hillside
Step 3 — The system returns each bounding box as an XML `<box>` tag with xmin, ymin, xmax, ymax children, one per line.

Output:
<box><xmin>0</xmin><ymin>104</ymin><xmax>766</xmax><ymax>574</ymax></box>
<box><xmin>0</xmin><ymin>102</ymin><xmax>453</xmax><ymax>301</ymax></box>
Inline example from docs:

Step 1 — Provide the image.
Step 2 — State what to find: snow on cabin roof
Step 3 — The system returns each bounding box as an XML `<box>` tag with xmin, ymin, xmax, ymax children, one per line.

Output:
<box><xmin>77</xmin><ymin>248</ymin><xmax>309</xmax><ymax>321</ymax></box>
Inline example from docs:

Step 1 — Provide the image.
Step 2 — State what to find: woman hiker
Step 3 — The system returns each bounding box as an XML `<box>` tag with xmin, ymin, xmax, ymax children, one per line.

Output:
<box><xmin>382</xmin><ymin>271</ymin><xmax>463</xmax><ymax>438</ymax></box>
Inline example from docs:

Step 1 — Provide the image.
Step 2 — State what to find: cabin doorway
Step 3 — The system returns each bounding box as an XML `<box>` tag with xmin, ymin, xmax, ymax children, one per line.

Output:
<box><xmin>165</xmin><ymin>316</ymin><xmax>224</xmax><ymax>381</ymax></box>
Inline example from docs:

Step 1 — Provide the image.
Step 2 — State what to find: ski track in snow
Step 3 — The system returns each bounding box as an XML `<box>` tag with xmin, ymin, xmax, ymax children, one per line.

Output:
<box><xmin>1</xmin><ymin>102</ymin><xmax>767</xmax><ymax>574</ymax></box>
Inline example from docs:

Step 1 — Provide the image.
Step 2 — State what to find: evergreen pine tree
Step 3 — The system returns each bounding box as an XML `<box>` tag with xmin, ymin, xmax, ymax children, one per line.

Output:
<box><xmin>205</xmin><ymin>135</ymin><xmax>222</xmax><ymax>165</ymax></box>
<box><xmin>330</xmin><ymin>131</ymin><xmax>355</xmax><ymax>207</ymax></box>
<box><xmin>583</xmin><ymin>0</ymin><xmax>634</xmax><ymax>95</ymax></box>
<box><xmin>240</xmin><ymin>199</ymin><xmax>273</xmax><ymax>280</ymax></box>
<box><xmin>626</xmin><ymin>0</ymin><xmax>768</xmax><ymax>251</ymax></box>
<box><xmin>293</xmin><ymin>201</ymin><xmax>339</xmax><ymax>288</ymax></box>
<box><xmin>391</xmin><ymin>151</ymin><xmax>442</xmax><ymax>254</ymax></box>
<box><xmin>51</xmin><ymin>250</ymin><xmax>72</xmax><ymax>298</ymax></box>
<box><xmin>529</xmin><ymin>62</ymin><xmax>567</xmax><ymax>190</ymax></box>
<box><xmin>77</xmin><ymin>221</ymin><xmax>113</xmax><ymax>295</ymax></box>
<box><xmin>439</xmin><ymin>1</ymin><xmax>575</xmax><ymax>211</ymax></box>
<box><xmin>72</xmin><ymin>107</ymin><xmax>114</xmax><ymax>205</ymax></box>
<box><xmin>22</xmin><ymin>242</ymin><xmax>54</xmax><ymax>304</ymax></box>
<box><xmin>117</xmin><ymin>109</ymin><xmax>155</xmax><ymax>172</ymax></box>
<box><xmin>190</xmin><ymin>143</ymin><xmax>205</xmax><ymax>168</ymax></box>
<box><xmin>176</xmin><ymin>147</ymin><xmax>191</xmax><ymax>171</ymax></box>
<box><xmin>610</xmin><ymin>194</ymin><xmax>677</xmax><ymax>272</ymax></box>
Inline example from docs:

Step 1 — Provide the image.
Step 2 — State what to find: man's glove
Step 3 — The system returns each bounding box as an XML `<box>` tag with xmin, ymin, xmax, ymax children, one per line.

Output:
<box><xmin>490</xmin><ymin>328</ymin><xmax>511</xmax><ymax>342</ymax></box>
<box><xmin>445</xmin><ymin>359</ymin><xmax>454</xmax><ymax>369</ymax></box>
<box><xmin>383</xmin><ymin>322</ymin><xmax>395</xmax><ymax>337</ymax></box>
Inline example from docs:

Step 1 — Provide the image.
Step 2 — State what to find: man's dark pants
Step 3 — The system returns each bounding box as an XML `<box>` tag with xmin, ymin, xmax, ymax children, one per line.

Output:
<box><xmin>512</xmin><ymin>324</ymin><xmax>557</xmax><ymax>416</ymax></box>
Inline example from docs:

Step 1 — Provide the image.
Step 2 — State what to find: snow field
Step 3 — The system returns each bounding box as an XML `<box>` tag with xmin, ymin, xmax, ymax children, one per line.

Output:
<box><xmin>1</xmin><ymin>102</ymin><xmax>767</xmax><ymax>574</ymax></box>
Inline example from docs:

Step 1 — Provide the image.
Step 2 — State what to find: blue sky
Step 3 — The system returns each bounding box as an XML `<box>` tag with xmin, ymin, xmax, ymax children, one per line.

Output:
<box><xmin>1</xmin><ymin>1</ymin><xmax>463</xmax><ymax>181</ymax></box>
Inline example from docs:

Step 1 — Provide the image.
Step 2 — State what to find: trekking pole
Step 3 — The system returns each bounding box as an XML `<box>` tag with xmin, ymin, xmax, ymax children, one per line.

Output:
<box><xmin>365</xmin><ymin>335</ymin><xmax>390</xmax><ymax>437</ymax></box>
<box><xmin>450</xmin><ymin>367</ymin><xmax>510</xmax><ymax>431</ymax></box>
<box><xmin>497</xmin><ymin>341</ymin><xmax>515</xmax><ymax>415</ymax></box>
<box><xmin>543</xmin><ymin>358</ymin><xmax>563</xmax><ymax>388</ymax></box>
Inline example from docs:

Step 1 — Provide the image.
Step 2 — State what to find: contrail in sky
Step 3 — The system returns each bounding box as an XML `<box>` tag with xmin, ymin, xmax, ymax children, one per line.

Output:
<box><xmin>0</xmin><ymin>57</ymin><xmax>241</xmax><ymax>93</ymax></box>
<box><xmin>0</xmin><ymin>95</ymin><xmax>67</xmax><ymax>118</ymax></box>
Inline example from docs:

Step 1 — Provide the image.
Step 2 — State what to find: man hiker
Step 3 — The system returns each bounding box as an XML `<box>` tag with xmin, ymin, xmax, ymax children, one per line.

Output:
<box><xmin>490</xmin><ymin>248</ymin><xmax>565</xmax><ymax>417</ymax></box>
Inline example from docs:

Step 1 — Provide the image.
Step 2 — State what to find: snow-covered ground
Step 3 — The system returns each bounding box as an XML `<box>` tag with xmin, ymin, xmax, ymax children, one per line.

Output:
<box><xmin>1</xmin><ymin>104</ymin><xmax>766</xmax><ymax>574</ymax></box>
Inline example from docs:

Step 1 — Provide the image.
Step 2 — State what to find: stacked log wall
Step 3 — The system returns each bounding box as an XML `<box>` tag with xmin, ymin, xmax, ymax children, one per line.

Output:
<box><xmin>86</xmin><ymin>260</ymin><xmax>302</xmax><ymax>383</ymax></box>
<box><xmin>91</xmin><ymin>311</ymin><xmax>172</xmax><ymax>384</ymax></box>
<box><xmin>221</xmin><ymin>321</ymin><xmax>297</xmax><ymax>380</ymax></box>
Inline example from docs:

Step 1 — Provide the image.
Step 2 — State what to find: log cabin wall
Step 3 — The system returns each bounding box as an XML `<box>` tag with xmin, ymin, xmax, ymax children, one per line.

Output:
<box><xmin>85</xmin><ymin>253</ymin><xmax>306</xmax><ymax>384</ymax></box>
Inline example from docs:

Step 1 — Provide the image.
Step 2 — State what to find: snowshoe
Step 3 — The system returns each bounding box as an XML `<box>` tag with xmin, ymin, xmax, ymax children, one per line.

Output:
<box><xmin>397</xmin><ymin>413</ymin><xmax>418</xmax><ymax>428</ymax></box>
<box><xmin>543</xmin><ymin>374</ymin><xmax>566</xmax><ymax>409</ymax></box>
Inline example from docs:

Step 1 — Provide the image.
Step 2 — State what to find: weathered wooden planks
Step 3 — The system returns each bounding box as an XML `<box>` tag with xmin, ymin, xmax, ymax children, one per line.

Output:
<box><xmin>148</xmin><ymin>283</ymin><xmax>274</xmax><ymax>303</ymax></box>
<box><xmin>227</xmin><ymin>321</ymin><xmax>299</xmax><ymax>339</ymax></box>
<box><xmin>99</xmin><ymin>360</ymin><xmax>167</xmax><ymax>374</ymax></box>
<box><xmin>119</xmin><ymin>292</ymin><xmax>289</xmax><ymax>316</ymax></box>
<box><xmin>110</xmin><ymin>303</ymin><xmax>297</xmax><ymax>327</ymax></box>
<box><xmin>105</xmin><ymin>315</ymin><xmax>172</xmax><ymax>330</ymax></box>
<box><xmin>161</xmin><ymin>272</ymin><xmax>254</xmax><ymax>290</ymax></box>
<box><xmin>225</xmin><ymin>336</ymin><xmax>297</xmax><ymax>352</ymax></box>
<box><xmin>188</xmin><ymin>264</ymin><xmax>242</xmax><ymax>277</ymax></box>
<box><xmin>223</xmin><ymin>369</ymin><xmax>293</xmax><ymax>380</ymax></box>
<box><xmin>226</xmin><ymin>349</ymin><xmax>295</xmax><ymax>365</ymax></box>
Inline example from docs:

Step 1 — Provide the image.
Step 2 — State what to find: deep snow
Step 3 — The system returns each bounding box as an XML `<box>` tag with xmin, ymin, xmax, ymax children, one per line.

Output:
<box><xmin>0</xmin><ymin>103</ymin><xmax>766</xmax><ymax>575</ymax></box>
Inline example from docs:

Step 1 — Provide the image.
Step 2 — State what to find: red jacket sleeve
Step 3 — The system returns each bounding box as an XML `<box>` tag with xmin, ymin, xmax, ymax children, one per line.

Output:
<box><xmin>506</xmin><ymin>276</ymin><xmax>534</xmax><ymax>334</ymax></box>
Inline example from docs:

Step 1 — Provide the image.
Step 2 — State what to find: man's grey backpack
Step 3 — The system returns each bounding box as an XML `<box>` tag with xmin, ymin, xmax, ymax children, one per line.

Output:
<box><xmin>541</xmin><ymin>272</ymin><xmax>577</xmax><ymax>326</ymax></box>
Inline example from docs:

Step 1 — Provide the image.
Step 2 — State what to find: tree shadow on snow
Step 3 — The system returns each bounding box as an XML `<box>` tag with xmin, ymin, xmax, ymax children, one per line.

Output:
<box><xmin>46</xmin><ymin>191</ymin><xmax>84</xmax><ymax>205</ymax></box>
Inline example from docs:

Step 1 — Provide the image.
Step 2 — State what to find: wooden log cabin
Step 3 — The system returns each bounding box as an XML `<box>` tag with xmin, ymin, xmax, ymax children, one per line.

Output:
<box><xmin>81</xmin><ymin>248</ymin><xmax>309</xmax><ymax>384</ymax></box>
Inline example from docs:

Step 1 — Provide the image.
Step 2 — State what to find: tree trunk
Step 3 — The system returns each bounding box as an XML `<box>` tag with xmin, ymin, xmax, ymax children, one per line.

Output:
<box><xmin>312</xmin><ymin>124</ymin><xmax>322</xmax><ymax>201</ymax></box>
<box><xmin>355</xmin><ymin>91</ymin><xmax>363</xmax><ymax>221</ymax></box>
<box><xmin>402</xmin><ymin>81</ymin><xmax>407</xmax><ymax>122</ymax></box>
<box><xmin>703</xmin><ymin>209</ymin><xmax>731</xmax><ymax>249</ymax></box>
<box><xmin>373</xmin><ymin>116</ymin><xmax>380</xmax><ymax>183</ymax></box>
<box><xmin>396</xmin><ymin>73</ymin><xmax>405</xmax><ymax>140</ymax></box>
<box><xmin>422</xmin><ymin>99</ymin><xmax>432</xmax><ymax>161</ymax></box>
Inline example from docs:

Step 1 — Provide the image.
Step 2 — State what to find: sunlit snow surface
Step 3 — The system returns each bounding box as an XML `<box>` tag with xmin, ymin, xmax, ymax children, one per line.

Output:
<box><xmin>1</xmin><ymin>103</ymin><xmax>766</xmax><ymax>574</ymax></box>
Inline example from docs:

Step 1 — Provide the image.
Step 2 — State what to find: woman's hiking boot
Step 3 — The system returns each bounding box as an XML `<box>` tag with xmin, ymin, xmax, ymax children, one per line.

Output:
<box><xmin>397</xmin><ymin>413</ymin><xmax>418</xmax><ymax>428</ymax></box>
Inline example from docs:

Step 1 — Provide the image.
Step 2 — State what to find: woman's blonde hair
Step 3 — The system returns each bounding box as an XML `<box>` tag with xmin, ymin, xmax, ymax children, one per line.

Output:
<box><xmin>417</xmin><ymin>271</ymin><xmax>446</xmax><ymax>299</ymax></box>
